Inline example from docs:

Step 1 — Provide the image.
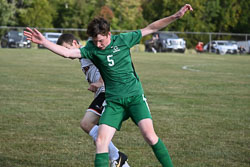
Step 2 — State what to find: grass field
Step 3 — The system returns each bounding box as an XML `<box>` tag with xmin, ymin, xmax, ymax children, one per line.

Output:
<box><xmin>0</xmin><ymin>49</ymin><xmax>250</xmax><ymax>167</ymax></box>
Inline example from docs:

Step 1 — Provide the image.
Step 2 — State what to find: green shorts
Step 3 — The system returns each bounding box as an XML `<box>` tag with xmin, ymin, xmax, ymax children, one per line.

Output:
<box><xmin>99</xmin><ymin>94</ymin><xmax>152</xmax><ymax>130</ymax></box>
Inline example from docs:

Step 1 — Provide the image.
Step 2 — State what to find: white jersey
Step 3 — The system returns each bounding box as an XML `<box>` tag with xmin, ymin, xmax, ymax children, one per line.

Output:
<box><xmin>79</xmin><ymin>58</ymin><xmax>105</xmax><ymax>98</ymax></box>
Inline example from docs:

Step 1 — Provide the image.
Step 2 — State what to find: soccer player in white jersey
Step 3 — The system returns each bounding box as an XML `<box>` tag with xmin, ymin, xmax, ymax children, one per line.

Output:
<box><xmin>24</xmin><ymin>4</ymin><xmax>193</xmax><ymax>166</ymax></box>
<box><xmin>56</xmin><ymin>34</ymin><xmax>130</xmax><ymax>167</ymax></box>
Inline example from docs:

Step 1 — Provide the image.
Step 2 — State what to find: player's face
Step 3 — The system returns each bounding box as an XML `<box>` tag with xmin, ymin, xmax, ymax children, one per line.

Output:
<box><xmin>62</xmin><ymin>40</ymin><xmax>79</xmax><ymax>49</ymax></box>
<box><xmin>92</xmin><ymin>32</ymin><xmax>111</xmax><ymax>50</ymax></box>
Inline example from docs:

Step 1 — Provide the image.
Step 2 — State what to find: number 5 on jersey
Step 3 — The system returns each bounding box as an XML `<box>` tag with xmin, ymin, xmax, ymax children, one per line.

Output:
<box><xmin>107</xmin><ymin>55</ymin><xmax>114</xmax><ymax>66</ymax></box>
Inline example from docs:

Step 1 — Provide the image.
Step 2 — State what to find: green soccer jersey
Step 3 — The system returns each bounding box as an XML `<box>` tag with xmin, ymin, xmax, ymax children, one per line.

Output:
<box><xmin>80</xmin><ymin>30</ymin><xmax>144</xmax><ymax>100</ymax></box>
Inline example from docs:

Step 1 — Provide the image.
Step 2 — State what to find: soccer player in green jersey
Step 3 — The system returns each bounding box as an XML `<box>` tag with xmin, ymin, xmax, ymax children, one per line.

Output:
<box><xmin>57</xmin><ymin>34</ymin><xmax>130</xmax><ymax>166</ymax></box>
<box><xmin>24</xmin><ymin>4</ymin><xmax>193</xmax><ymax>167</ymax></box>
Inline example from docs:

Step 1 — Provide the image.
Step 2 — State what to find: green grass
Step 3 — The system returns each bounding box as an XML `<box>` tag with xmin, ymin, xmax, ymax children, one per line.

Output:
<box><xmin>0</xmin><ymin>49</ymin><xmax>250</xmax><ymax>167</ymax></box>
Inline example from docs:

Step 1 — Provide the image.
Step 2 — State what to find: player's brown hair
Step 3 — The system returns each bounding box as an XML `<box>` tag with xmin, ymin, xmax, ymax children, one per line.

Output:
<box><xmin>57</xmin><ymin>34</ymin><xmax>79</xmax><ymax>46</ymax></box>
<box><xmin>87</xmin><ymin>17</ymin><xmax>110</xmax><ymax>38</ymax></box>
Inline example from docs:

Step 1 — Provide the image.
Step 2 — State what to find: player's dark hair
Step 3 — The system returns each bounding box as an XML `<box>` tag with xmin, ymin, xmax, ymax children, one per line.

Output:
<box><xmin>87</xmin><ymin>17</ymin><xmax>110</xmax><ymax>38</ymax></box>
<box><xmin>57</xmin><ymin>34</ymin><xmax>79</xmax><ymax>46</ymax></box>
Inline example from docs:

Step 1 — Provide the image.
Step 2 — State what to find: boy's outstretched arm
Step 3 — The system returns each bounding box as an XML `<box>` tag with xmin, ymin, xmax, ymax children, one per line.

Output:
<box><xmin>141</xmin><ymin>4</ymin><xmax>193</xmax><ymax>37</ymax></box>
<box><xmin>24</xmin><ymin>27</ymin><xmax>81</xmax><ymax>59</ymax></box>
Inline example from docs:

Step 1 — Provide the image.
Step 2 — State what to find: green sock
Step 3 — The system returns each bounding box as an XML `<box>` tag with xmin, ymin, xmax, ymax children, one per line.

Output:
<box><xmin>151</xmin><ymin>138</ymin><xmax>173</xmax><ymax>167</ymax></box>
<box><xmin>95</xmin><ymin>153</ymin><xmax>109</xmax><ymax>167</ymax></box>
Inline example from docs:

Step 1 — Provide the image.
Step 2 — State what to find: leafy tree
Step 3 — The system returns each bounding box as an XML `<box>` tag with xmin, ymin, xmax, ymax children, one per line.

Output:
<box><xmin>99</xmin><ymin>5</ymin><xmax>114</xmax><ymax>22</ymax></box>
<box><xmin>0</xmin><ymin>0</ymin><xmax>16</xmax><ymax>26</ymax></box>
<box><xmin>53</xmin><ymin>0</ymin><xmax>104</xmax><ymax>39</ymax></box>
<box><xmin>105</xmin><ymin>0</ymin><xmax>145</xmax><ymax>30</ymax></box>
<box><xmin>234</xmin><ymin>0</ymin><xmax>250</xmax><ymax>33</ymax></box>
<box><xmin>0</xmin><ymin>0</ymin><xmax>16</xmax><ymax>37</ymax></box>
<box><xmin>18</xmin><ymin>0</ymin><xmax>56</xmax><ymax>28</ymax></box>
<box><xmin>203</xmin><ymin>0</ymin><xmax>241</xmax><ymax>33</ymax></box>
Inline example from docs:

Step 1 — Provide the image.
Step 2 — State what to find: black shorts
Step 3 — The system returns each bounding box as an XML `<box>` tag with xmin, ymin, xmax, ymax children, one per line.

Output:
<box><xmin>86</xmin><ymin>92</ymin><xmax>105</xmax><ymax>116</ymax></box>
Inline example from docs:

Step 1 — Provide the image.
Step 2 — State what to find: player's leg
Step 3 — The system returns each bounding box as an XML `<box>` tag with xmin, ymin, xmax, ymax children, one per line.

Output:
<box><xmin>80</xmin><ymin>92</ymin><xmax>105</xmax><ymax>133</ymax></box>
<box><xmin>129</xmin><ymin>94</ymin><xmax>173</xmax><ymax>167</ymax></box>
<box><xmin>95</xmin><ymin>124</ymin><xmax>116</xmax><ymax>167</ymax></box>
<box><xmin>138</xmin><ymin>119</ymin><xmax>173</xmax><ymax>167</ymax></box>
<box><xmin>97</xmin><ymin>99</ymin><xmax>130</xmax><ymax>167</ymax></box>
<box><xmin>138</xmin><ymin>118</ymin><xmax>158</xmax><ymax>145</ymax></box>
<box><xmin>81</xmin><ymin>93</ymin><xmax>129</xmax><ymax>165</ymax></box>
<box><xmin>80</xmin><ymin>111</ymin><xmax>123</xmax><ymax>162</ymax></box>
<box><xmin>95</xmin><ymin>124</ymin><xmax>130</xmax><ymax>167</ymax></box>
<box><xmin>80</xmin><ymin>111</ymin><xmax>99</xmax><ymax>133</ymax></box>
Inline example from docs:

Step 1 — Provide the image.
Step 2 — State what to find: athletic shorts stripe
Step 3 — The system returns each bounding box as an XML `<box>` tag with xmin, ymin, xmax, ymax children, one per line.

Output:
<box><xmin>142</xmin><ymin>94</ymin><xmax>150</xmax><ymax>113</ymax></box>
<box><xmin>86</xmin><ymin>108</ymin><xmax>102</xmax><ymax>116</ymax></box>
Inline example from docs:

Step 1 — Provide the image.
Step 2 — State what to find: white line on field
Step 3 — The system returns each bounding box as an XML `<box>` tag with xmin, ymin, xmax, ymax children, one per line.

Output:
<box><xmin>182</xmin><ymin>65</ymin><xmax>200</xmax><ymax>72</ymax></box>
<box><xmin>182</xmin><ymin>65</ymin><xmax>250</xmax><ymax>77</ymax></box>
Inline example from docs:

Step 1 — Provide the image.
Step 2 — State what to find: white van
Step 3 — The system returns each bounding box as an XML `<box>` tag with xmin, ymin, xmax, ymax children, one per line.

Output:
<box><xmin>38</xmin><ymin>32</ymin><xmax>62</xmax><ymax>48</ymax></box>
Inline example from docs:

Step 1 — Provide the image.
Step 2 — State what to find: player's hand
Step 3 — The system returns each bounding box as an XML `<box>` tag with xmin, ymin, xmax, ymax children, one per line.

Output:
<box><xmin>23</xmin><ymin>27</ymin><xmax>45</xmax><ymax>45</ymax></box>
<box><xmin>174</xmin><ymin>4</ymin><xmax>193</xmax><ymax>19</ymax></box>
<box><xmin>88</xmin><ymin>82</ymin><xmax>103</xmax><ymax>92</ymax></box>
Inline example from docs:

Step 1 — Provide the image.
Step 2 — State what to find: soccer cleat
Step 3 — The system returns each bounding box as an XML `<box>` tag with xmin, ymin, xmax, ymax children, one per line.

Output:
<box><xmin>121</xmin><ymin>161</ymin><xmax>130</xmax><ymax>167</ymax></box>
<box><xmin>110</xmin><ymin>151</ymin><xmax>130</xmax><ymax>167</ymax></box>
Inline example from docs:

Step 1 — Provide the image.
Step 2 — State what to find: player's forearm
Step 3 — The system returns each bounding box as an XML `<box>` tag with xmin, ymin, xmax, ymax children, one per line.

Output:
<box><xmin>43</xmin><ymin>40</ymin><xmax>81</xmax><ymax>59</ymax></box>
<box><xmin>141</xmin><ymin>15</ymin><xmax>178</xmax><ymax>36</ymax></box>
<box><xmin>43</xmin><ymin>40</ymin><xmax>67</xmax><ymax>57</ymax></box>
<box><xmin>147</xmin><ymin>15</ymin><xmax>178</xmax><ymax>33</ymax></box>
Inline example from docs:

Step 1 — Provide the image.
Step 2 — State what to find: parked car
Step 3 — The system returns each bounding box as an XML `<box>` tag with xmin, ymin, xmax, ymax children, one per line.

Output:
<box><xmin>38</xmin><ymin>32</ymin><xmax>62</xmax><ymax>48</ymax></box>
<box><xmin>145</xmin><ymin>32</ymin><xmax>186</xmax><ymax>53</ymax></box>
<box><xmin>203</xmin><ymin>40</ymin><xmax>238</xmax><ymax>55</ymax></box>
<box><xmin>1</xmin><ymin>30</ymin><xmax>31</xmax><ymax>48</ymax></box>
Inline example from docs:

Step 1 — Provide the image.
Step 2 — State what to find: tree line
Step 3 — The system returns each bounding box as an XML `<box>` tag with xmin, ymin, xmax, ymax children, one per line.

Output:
<box><xmin>1</xmin><ymin>0</ymin><xmax>249</xmax><ymax>45</ymax></box>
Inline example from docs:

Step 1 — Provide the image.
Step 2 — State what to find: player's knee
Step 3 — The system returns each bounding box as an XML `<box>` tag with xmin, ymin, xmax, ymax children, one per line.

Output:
<box><xmin>144</xmin><ymin>133</ymin><xmax>158</xmax><ymax>145</ymax></box>
<box><xmin>95</xmin><ymin>135</ymin><xmax>105</xmax><ymax>148</ymax></box>
<box><xmin>95</xmin><ymin>136</ymin><xmax>101</xmax><ymax>146</ymax></box>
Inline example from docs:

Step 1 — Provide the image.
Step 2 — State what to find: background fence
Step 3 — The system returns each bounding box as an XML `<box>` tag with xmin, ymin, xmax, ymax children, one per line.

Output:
<box><xmin>1</xmin><ymin>26</ymin><xmax>250</xmax><ymax>52</ymax></box>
